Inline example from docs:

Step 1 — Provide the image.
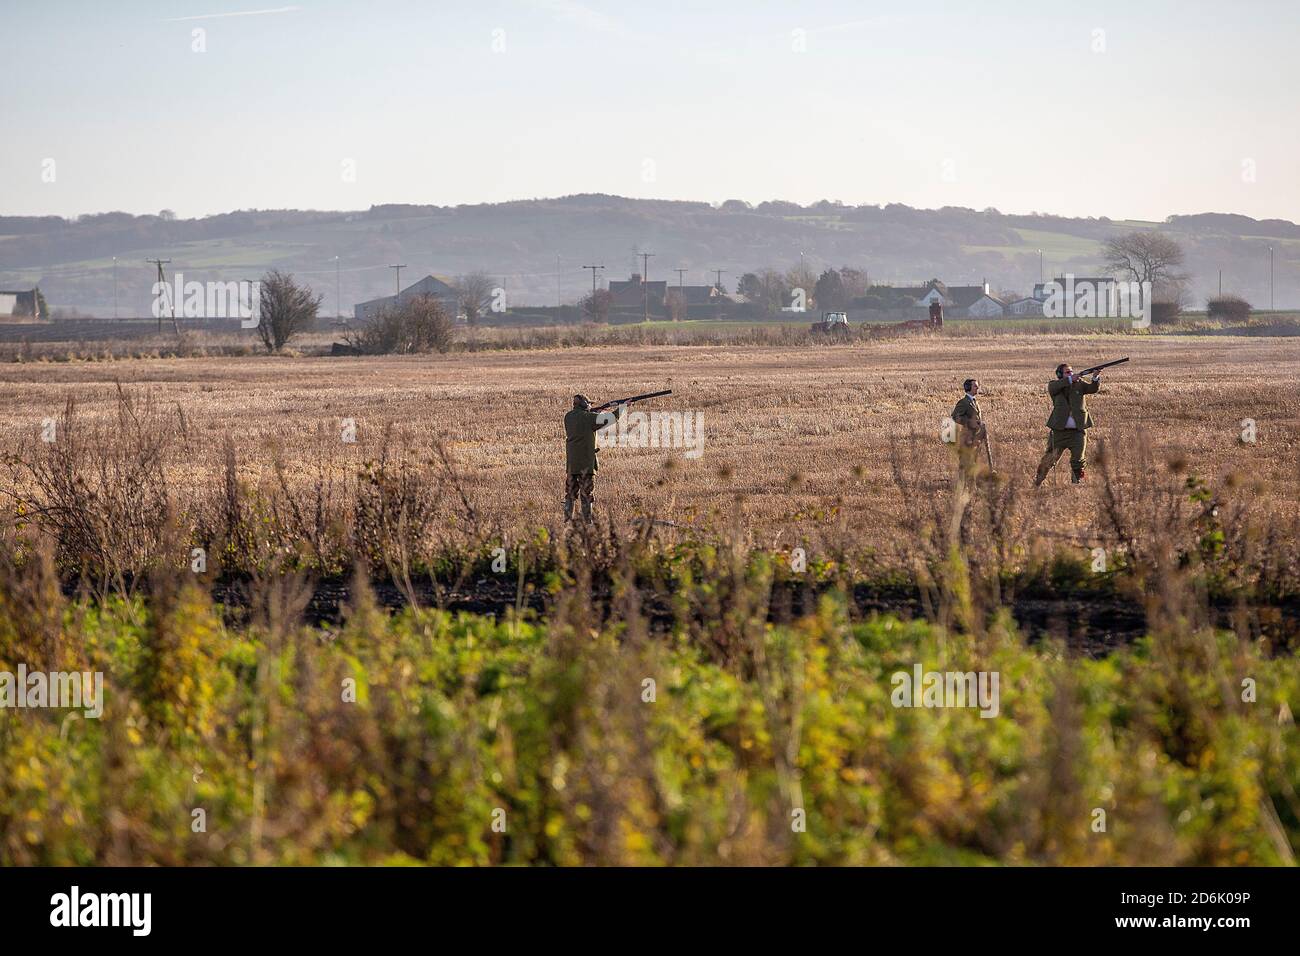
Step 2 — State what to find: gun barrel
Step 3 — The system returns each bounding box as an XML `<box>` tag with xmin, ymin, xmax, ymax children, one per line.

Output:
<box><xmin>598</xmin><ymin>389</ymin><xmax>672</xmax><ymax>409</ymax></box>
<box><xmin>1077</xmin><ymin>357</ymin><xmax>1130</xmax><ymax>376</ymax></box>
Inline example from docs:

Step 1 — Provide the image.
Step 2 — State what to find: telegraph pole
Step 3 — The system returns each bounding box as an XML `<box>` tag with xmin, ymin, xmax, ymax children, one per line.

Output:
<box><xmin>389</xmin><ymin>263</ymin><xmax>405</xmax><ymax>297</ymax></box>
<box><xmin>639</xmin><ymin>252</ymin><xmax>655</xmax><ymax>322</ymax></box>
<box><xmin>1270</xmin><ymin>246</ymin><xmax>1275</xmax><ymax>311</ymax></box>
<box><xmin>113</xmin><ymin>256</ymin><xmax>118</xmax><ymax>320</ymax></box>
<box><xmin>711</xmin><ymin>269</ymin><xmax>726</xmax><ymax>292</ymax></box>
<box><xmin>582</xmin><ymin>264</ymin><xmax>604</xmax><ymax>300</ymax></box>
<box><xmin>146</xmin><ymin>258</ymin><xmax>178</xmax><ymax>334</ymax></box>
<box><xmin>674</xmin><ymin>268</ymin><xmax>687</xmax><ymax>289</ymax></box>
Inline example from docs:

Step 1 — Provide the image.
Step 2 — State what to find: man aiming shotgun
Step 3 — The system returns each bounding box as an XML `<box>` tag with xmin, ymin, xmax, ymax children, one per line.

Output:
<box><xmin>1033</xmin><ymin>358</ymin><xmax>1127</xmax><ymax>485</ymax></box>
<box><xmin>563</xmin><ymin>389</ymin><xmax>672</xmax><ymax>521</ymax></box>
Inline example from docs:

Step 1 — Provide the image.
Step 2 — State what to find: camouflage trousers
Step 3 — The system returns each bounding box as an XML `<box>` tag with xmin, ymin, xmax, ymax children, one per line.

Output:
<box><xmin>1035</xmin><ymin>428</ymin><xmax>1087</xmax><ymax>483</ymax></box>
<box><xmin>564</xmin><ymin>471</ymin><xmax>596</xmax><ymax>520</ymax></box>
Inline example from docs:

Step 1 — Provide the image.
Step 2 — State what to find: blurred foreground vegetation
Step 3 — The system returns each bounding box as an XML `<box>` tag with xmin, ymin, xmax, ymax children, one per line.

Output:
<box><xmin>2</xmin><ymin>558</ymin><xmax>1296</xmax><ymax>865</ymax></box>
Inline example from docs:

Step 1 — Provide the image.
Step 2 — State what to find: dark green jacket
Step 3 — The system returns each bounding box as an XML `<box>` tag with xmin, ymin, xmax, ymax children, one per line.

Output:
<box><xmin>951</xmin><ymin>394</ymin><xmax>982</xmax><ymax>441</ymax></box>
<box><xmin>564</xmin><ymin>405</ymin><xmax>622</xmax><ymax>474</ymax></box>
<box><xmin>1046</xmin><ymin>377</ymin><xmax>1099</xmax><ymax>430</ymax></box>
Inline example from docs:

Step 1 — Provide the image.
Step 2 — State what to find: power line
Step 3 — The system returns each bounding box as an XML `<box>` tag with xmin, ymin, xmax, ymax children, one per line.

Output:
<box><xmin>145</xmin><ymin>258</ymin><xmax>179</xmax><ymax>334</ymax></box>
<box><xmin>582</xmin><ymin>264</ymin><xmax>604</xmax><ymax>300</ymax></box>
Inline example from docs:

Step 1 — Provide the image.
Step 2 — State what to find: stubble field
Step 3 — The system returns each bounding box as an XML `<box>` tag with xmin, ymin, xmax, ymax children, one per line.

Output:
<box><xmin>2</xmin><ymin>332</ymin><xmax>1297</xmax><ymax>552</ymax></box>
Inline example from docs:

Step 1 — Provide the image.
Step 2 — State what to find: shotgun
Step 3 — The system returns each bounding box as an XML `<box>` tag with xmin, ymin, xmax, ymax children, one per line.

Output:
<box><xmin>1075</xmin><ymin>357</ymin><xmax>1130</xmax><ymax>377</ymax></box>
<box><xmin>594</xmin><ymin>389</ymin><xmax>672</xmax><ymax>411</ymax></box>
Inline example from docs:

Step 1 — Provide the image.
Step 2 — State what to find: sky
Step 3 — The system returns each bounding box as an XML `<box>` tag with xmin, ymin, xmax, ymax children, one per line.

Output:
<box><xmin>4</xmin><ymin>0</ymin><xmax>1299</xmax><ymax>222</ymax></box>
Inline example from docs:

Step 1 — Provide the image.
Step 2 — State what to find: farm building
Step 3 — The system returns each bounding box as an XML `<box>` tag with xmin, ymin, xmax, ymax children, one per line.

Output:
<box><xmin>897</xmin><ymin>278</ymin><xmax>993</xmax><ymax>312</ymax></box>
<box><xmin>609</xmin><ymin>272</ymin><xmax>726</xmax><ymax>318</ymax></box>
<box><xmin>0</xmin><ymin>287</ymin><xmax>44</xmax><ymax>322</ymax></box>
<box><xmin>1033</xmin><ymin>276</ymin><xmax>1120</xmax><ymax>315</ymax></box>
<box><xmin>966</xmin><ymin>292</ymin><xmax>1009</xmax><ymax>317</ymax></box>
<box><xmin>1007</xmin><ymin>296</ymin><xmax>1045</xmax><ymax>316</ymax></box>
<box><xmin>354</xmin><ymin>274</ymin><xmax>459</xmax><ymax>322</ymax></box>
<box><xmin>608</xmin><ymin>273</ymin><xmax>668</xmax><ymax>313</ymax></box>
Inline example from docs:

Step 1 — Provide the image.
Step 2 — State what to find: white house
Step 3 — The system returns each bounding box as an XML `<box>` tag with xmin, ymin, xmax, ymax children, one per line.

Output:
<box><xmin>1007</xmin><ymin>296</ymin><xmax>1045</xmax><ymax>316</ymax></box>
<box><xmin>1033</xmin><ymin>276</ymin><xmax>1120</xmax><ymax>315</ymax></box>
<box><xmin>902</xmin><ymin>278</ymin><xmax>991</xmax><ymax>310</ymax></box>
<box><xmin>966</xmin><ymin>293</ymin><xmax>1007</xmax><ymax>318</ymax></box>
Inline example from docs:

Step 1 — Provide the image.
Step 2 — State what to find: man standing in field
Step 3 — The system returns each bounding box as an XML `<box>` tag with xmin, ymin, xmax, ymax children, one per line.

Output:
<box><xmin>1033</xmin><ymin>363</ymin><xmax>1102</xmax><ymax>485</ymax></box>
<box><xmin>951</xmin><ymin>378</ymin><xmax>986</xmax><ymax>474</ymax></box>
<box><xmin>564</xmin><ymin>394</ymin><xmax>623</xmax><ymax>522</ymax></box>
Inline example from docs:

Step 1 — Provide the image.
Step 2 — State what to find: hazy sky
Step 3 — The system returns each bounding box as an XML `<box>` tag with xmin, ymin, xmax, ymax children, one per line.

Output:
<box><xmin>5</xmin><ymin>0</ymin><xmax>1299</xmax><ymax>221</ymax></box>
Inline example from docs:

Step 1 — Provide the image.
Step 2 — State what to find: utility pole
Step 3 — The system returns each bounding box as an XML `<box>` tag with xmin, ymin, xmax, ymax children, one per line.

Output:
<box><xmin>1270</xmin><ymin>246</ymin><xmax>1274</xmax><ymax>311</ymax></box>
<box><xmin>712</xmin><ymin>268</ymin><xmax>726</xmax><ymax>292</ymax></box>
<box><xmin>674</xmin><ymin>268</ymin><xmax>687</xmax><ymax>289</ymax></box>
<box><xmin>113</xmin><ymin>256</ymin><xmax>118</xmax><ymax>320</ymax></box>
<box><xmin>557</xmin><ymin>253</ymin><xmax>561</xmax><ymax>311</ymax></box>
<box><xmin>1219</xmin><ymin>270</ymin><xmax>1222</xmax><ymax>297</ymax></box>
<box><xmin>334</xmin><ymin>256</ymin><xmax>341</xmax><ymax>319</ymax></box>
<box><xmin>582</xmin><ymin>264</ymin><xmax>604</xmax><ymax>300</ymax></box>
<box><xmin>389</xmin><ymin>263</ymin><xmax>405</xmax><ymax>297</ymax></box>
<box><xmin>146</xmin><ymin>258</ymin><xmax>178</xmax><ymax>334</ymax></box>
<box><xmin>1038</xmin><ymin>249</ymin><xmax>1043</xmax><ymax>283</ymax></box>
<box><xmin>640</xmin><ymin>251</ymin><xmax>655</xmax><ymax>322</ymax></box>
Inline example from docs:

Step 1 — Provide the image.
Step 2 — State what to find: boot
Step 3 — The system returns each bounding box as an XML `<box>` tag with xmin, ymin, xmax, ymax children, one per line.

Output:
<box><xmin>581</xmin><ymin>498</ymin><xmax>593</xmax><ymax>522</ymax></box>
<box><xmin>563</xmin><ymin>496</ymin><xmax>574</xmax><ymax>521</ymax></box>
<box><xmin>1071</xmin><ymin>468</ymin><xmax>1085</xmax><ymax>484</ymax></box>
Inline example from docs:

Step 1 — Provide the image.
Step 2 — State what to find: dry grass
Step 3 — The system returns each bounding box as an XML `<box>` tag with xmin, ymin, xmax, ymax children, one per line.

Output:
<box><xmin>2</xmin><ymin>334</ymin><xmax>1296</xmax><ymax>551</ymax></box>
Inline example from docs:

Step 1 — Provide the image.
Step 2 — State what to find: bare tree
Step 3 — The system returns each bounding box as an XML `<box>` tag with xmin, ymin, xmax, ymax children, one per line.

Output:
<box><xmin>1101</xmin><ymin>232</ymin><xmax>1188</xmax><ymax>293</ymax></box>
<box><xmin>814</xmin><ymin>268</ymin><xmax>846</xmax><ymax>310</ymax></box>
<box><xmin>664</xmin><ymin>288</ymin><xmax>688</xmax><ymax>321</ymax></box>
<box><xmin>255</xmin><ymin>269</ymin><xmax>321</xmax><ymax>353</ymax></box>
<box><xmin>454</xmin><ymin>271</ymin><xmax>496</xmax><ymax>325</ymax></box>
<box><xmin>581</xmin><ymin>288</ymin><xmax>613</xmax><ymax>323</ymax></box>
<box><xmin>345</xmin><ymin>294</ymin><xmax>454</xmax><ymax>354</ymax></box>
<box><xmin>737</xmin><ymin>269</ymin><xmax>789</xmax><ymax>313</ymax></box>
<box><xmin>839</xmin><ymin>266</ymin><xmax>870</xmax><ymax>303</ymax></box>
<box><xmin>785</xmin><ymin>262</ymin><xmax>818</xmax><ymax>309</ymax></box>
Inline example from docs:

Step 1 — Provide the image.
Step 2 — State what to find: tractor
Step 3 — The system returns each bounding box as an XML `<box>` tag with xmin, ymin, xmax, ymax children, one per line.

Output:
<box><xmin>810</xmin><ymin>311</ymin><xmax>851</xmax><ymax>339</ymax></box>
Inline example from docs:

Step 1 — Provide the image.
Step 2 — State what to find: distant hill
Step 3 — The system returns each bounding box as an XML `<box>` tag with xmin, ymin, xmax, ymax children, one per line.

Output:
<box><xmin>0</xmin><ymin>195</ymin><xmax>1294</xmax><ymax>315</ymax></box>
